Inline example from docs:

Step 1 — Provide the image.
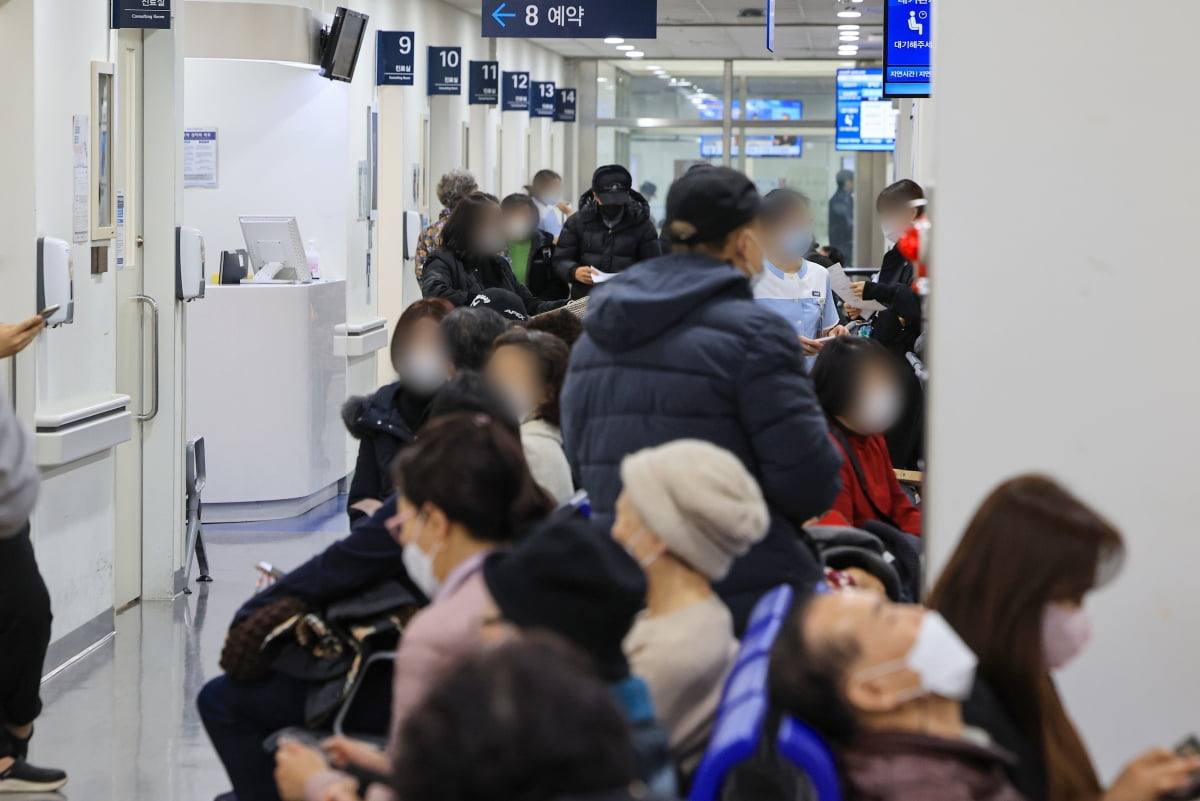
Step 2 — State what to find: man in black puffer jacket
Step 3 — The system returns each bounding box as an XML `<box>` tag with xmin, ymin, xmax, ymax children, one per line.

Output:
<box><xmin>554</xmin><ymin>165</ymin><xmax>662</xmax><ymax>299</ymax></box>
<box><xmin>561</xmin><ymin>167</ymin><xmax>842</xmax><ymax>634</ymax></box>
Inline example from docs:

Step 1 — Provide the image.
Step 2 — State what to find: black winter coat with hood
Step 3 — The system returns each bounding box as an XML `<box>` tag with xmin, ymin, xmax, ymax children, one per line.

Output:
<box><xmin>342</xmin><ymin>383</ymin><xmax>429</xmax><ymax>522</ymax></box>
<box><xmin>421</xmin><ymin>248</ymin><xmax>565</xmax><ymax>314</ymax></box>
<box><xmin>553</xmin><ymin>190</ymin><xmax>662</xmax><ymax>298</ymax></box>
<box><xmin>560</xmin><ymin>253</ymin><xmax>843</xmax><ymax>633</ymax></box>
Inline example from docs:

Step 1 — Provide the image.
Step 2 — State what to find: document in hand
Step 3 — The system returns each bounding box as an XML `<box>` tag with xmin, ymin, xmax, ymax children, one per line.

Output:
<box><xmin>828</xmin><ymin>264</ymin><xmax>886</xmax><ymax>313</ymax></box>
<box><xmin>589</xmin><ymin>268</ymin><xmax>618</xmax><ymax>284</ymax></box>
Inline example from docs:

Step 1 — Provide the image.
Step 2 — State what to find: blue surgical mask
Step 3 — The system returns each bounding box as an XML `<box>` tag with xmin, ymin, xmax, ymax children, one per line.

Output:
<box><xmin>783</xmin><ymin>228</ymin><xmax>815</xmax><ymax>259</ymax></box>
<box><xmin>541</xmin><ymin>193</ymin><xmax>562</xmax><ymax>207</ymax></box>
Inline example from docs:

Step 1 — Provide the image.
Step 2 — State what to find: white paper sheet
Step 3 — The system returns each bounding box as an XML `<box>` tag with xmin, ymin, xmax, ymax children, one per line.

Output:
<box><xmin>72</xmin><ymin>115</ymin><xmax>89</xmax><ymax>243</ymax></box>
<box><xmin>828</xmin><ymin>263</ymin><xmax>886</xmax><ymax>313</ymax></box>
<box><xmin>590</xmin><ymin>268</ymin><xmax>618</xmax><ymax>284</ymax></box>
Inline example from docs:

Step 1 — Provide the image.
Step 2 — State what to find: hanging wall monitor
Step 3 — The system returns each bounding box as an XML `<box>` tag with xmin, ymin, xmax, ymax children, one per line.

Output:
<box><xmin>319</xmin><ymin>7</ymin><xmax>369</xmax><ymax>82</ymax></box>
<box><xmin>176</xmin><ymin>226</ymin><xmax>207</xmax><ymax>301</ymax></box>
<box><xmin>37</xmin><ymin>237</ymin><xmax>74</xmax><ymax>327</ymax></box>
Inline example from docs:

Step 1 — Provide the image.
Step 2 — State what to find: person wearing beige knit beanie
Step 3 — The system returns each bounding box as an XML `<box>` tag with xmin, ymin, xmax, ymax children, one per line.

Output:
<box><xmin>612</xmin><ymin>438</ymin><xmax>770</xmax><ymax>779</ymax></box>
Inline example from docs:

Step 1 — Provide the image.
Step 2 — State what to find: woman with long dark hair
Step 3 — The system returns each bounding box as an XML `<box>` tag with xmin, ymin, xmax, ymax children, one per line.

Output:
<box><xmin>930</xmin><ymin>476</ymin><xmax>1199</xmax><ymax>801</ymax></box>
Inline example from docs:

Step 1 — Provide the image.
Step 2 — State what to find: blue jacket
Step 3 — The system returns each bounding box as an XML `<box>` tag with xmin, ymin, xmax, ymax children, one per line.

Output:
<box><xmin>561</xmin><ymin>253</ymin><xmax>842</xmax><ymax>632</ymax></box>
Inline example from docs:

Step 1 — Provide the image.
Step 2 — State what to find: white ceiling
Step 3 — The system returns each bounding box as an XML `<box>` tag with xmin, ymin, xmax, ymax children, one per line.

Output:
<box><xmin>442</xmin><ymin>0</ymin><xmax>886</xmax><ymax>60</ymax></box>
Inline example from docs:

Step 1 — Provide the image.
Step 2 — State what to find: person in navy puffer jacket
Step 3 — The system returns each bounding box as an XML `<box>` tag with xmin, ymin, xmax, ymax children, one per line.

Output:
<box><xmin>561</xmin><ymin>167</ymin><xmax>842</xmax><ymax>634</ymax></box>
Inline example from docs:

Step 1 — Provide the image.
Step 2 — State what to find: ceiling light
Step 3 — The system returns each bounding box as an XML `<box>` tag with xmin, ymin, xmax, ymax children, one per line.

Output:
<box><xmin>646</xmin><ymin>65</ymin><xmax>661</xmax><ymax>70</ymax></box>
<box><xmin>840</xmin><ymin>33</ymin><xmax>860</xmax><ymax>40</ymax></box>
<box><xmin>625</xmin><ymin>50</ymin><xmax>645</xmax><ymax>58</ymax></box>
<box><xmin>604</xmin><ymin>37</ymin><xmax>624</xmax><ymax>44</ymax></box>
<box><xmin>598</xmin><ymin>77</ymin><xmax>608</xmax><ymax>82</ymax></box>
<box><xmin>838</xmin><ymin>43</ymin><xmax>859</xmax><ymax>49</ymax></box>
<box><xmin>838</xmin><ymin>45</ymin><xmax>859</xmax><ymax>52</ymax></box>
<box><xmin>616</xmin><ymin>44</ymin><xmax>635</xmax><ymax>51</ymax></box>
<box><xmin>837</xmin><ymin>8</ymin><xmax>862</xmax><ymax>17</ymax></box>
<box><xmin>838</xmin><ymin>24</ymin><xmax>860</xmax><ymax>30</ymax></box>
<box><xmin>657</xmin><ymin>74</ymin><xmax>671</xmax><ymax>80</ymax></box>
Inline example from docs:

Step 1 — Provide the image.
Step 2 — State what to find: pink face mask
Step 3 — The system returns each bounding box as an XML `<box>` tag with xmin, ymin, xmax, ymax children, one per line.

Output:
<box><xmin>1042</xmin><ymin>604</ymin><xmax>1092</xmax><ymax>670</ymax></box>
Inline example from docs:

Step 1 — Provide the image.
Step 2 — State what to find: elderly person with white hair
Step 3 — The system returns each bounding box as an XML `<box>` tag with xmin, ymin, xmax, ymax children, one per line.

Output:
<box><xmin>611</xmin><ymin>438</ymin><xmax>769</xmax><ymax>778</ymax></box>
<box><xmin>415</xmin><ymin>169</ymin><xmax>479</xmax><ymax>280</ymax></box>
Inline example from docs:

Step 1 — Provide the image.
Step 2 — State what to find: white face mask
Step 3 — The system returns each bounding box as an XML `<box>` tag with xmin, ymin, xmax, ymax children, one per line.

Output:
<box><xmin>855</xmin><ymin>385</ymin><xmax>903</xmax><ymax>434</ymax></box>
<box><xmin>856</xmin><ymin>611</ymin><xmax>978</xmax><ymax>703</ymax></box>
<box><xmin>1042</xmin><ymin>604</ymin><xmax>1093</xmax><ymax>671</ymax></box>
<box><xmin>403</xmin><ymin>348</ymin><xmax>449</xmax><ymax>395</ymax></box>
<box><xmin>501</xmin><ymin>385</ymin><xmax>538</xmax><ymax>424</ymax></box>
<box><xmin>622</xmin><ymin>527</ymin><xmax>661</xmax><ymax>570</ymax></box>
<box><xmin>401</xmin><ymin>516</ymin><xmax>442</xmax><ymax>598</ymax></box>
<box><xmin>541</xmin><ymin>193</ymin><xmax>562</xmax><ymax>207</ymax></box>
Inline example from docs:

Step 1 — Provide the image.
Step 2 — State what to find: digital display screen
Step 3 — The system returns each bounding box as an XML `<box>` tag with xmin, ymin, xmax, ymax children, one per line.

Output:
<box><xmin>699</xmin><ymin>134</ymin><xmax>802</xmax><ymax>159</ymax></box>
<box><xmin>884</xmin><ymin>0</ymin><xmax>932</xmax><ymax>97</ymax></box>
<box><xmin>697</xmin><ymin>99</ymin><xmax>803</xmax><ymax>121</ymax></box>
<box><xmin>836</xmin><ymin>69</ymin><xmax>896</xmax><ymax>152</ymax></box>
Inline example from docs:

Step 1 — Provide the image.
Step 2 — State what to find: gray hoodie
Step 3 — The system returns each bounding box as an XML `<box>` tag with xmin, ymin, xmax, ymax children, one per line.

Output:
<box><xmin>0</xmin><ymin>397</ymin><xmax>38</xmax><ymax>538</ymax></box>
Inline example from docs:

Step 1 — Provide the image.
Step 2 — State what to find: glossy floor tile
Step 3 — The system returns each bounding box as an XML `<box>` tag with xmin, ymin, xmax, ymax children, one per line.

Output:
<box><xmin>17</xmin><ymin>498</ymin><xmax>351</xmax><ymax>801</ymax></box>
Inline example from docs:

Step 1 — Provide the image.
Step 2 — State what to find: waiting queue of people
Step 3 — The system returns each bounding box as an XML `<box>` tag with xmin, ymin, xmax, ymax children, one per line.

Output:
<box><xmin>182</xmin><ymin>164</ymin><xmax>1200</xmax><ymax>801</ymax></box>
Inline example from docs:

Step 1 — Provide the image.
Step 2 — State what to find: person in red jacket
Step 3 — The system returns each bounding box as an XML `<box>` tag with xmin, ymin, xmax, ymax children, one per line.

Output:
<box><xmin>811</xmin><ymin>337</ymin><xmax>922</xmax><ymax>536</ymax></box>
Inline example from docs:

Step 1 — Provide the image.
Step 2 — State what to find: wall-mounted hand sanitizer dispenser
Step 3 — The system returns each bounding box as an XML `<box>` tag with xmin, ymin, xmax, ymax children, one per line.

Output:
<box><xmin>403</xmin><ymin>211</ymin><xmax>423</xmax><ymax>260</ymax></box>
<box><xmin>37</xmin><ymin>236</ymin><xmax>74</xmax><ymax>327</ymax></box>
<box><xmin>176</xmin><ymin>226</ymin><xmax>206</xmax><ymax>301</ymax></box>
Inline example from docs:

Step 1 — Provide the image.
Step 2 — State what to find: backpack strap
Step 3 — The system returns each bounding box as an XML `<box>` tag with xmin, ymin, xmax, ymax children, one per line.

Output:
<box><xmin>830</xmin><ymin>427</ymin><xmax>900</xmax><ymax>530</ymax></box>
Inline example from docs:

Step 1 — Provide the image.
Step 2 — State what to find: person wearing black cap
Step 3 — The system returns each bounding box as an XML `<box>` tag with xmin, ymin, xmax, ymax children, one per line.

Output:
<box><xmin>552</xmin><ymin>165</ymin><xmax>662</xmax><ymax>298</ymax></box>
<box><xmin>561</xmin><ymin>166</ymin><xmax>842</xmax><ymax>634</ymax></box>
<box><xmin>482</xmin><ymin>517</ymin><xmax>676</xmax><ymax>795</ymax></box>
<box><xmin>422</xmin><ymin>193</ymin><xmax>566</xmax><ymax>314</ymax></box>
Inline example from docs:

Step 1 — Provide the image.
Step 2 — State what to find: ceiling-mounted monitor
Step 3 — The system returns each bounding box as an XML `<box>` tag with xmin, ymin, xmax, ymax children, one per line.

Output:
<box><xmin>319</xmin><ymin>7</ymin><xmax>369</xmax><ymax>82</ymax></box>
<box><xmin>836</xmin><ymin>69</ymin><xmax>897</xmax><ymax>152</ymax></box>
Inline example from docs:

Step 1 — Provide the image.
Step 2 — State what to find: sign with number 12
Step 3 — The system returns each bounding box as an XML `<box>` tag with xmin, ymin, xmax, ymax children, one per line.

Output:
<box><xmin>502</xmin><ymin>71</ymin><xmax>530</xmax><ymax>111</ymax></box>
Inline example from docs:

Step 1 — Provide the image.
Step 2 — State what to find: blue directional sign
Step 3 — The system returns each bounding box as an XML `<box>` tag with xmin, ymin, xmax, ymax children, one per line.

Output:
<box><xmin>376</xmin><ymin>31</ymin><xmax>415</xmax><ymax>86</ymax></box>
<box><xmin>531</xmin><ymin>81</ymin><xmax>556</xmax><ymax>118</ymax></box>
<box><xmin>884</xmin><ymin>0</ymin><xmax>931</xmax><ymax>97</ymax></box>
<box><xmin>428</xmin><ymin>47</ymin><xmax>462</xmax><ymax>95</ymax></box>
<box><xmin>469</xmin><ymin>61</ymin><xmax>500</xmax><ymax>105</ymax></box>
<box><xmin>481</xmin><ymin>0</ymin><xmax>658</xmax><ymax>39</ymax></box>
<box><xmin>554</xmin><ymin>88</ymin><xmax>577</xmax><ymax>122</ymax></box>
<box><xmin>836</xmin><ymin>69</ymin><xmax>896</xmax><ymax>152</ymax></box>
<box><xmin>501</xmin><ymin>71</ymin><xmax>530</xmax><ymax>112</ymax></box>
<box><xmin>111</xmin><ymin>0</ymin><xmax>171</xmax><ymax>29</ymax></box>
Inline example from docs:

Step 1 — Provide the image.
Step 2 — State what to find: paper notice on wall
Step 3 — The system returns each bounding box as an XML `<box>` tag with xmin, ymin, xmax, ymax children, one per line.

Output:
<box><xmin>184</xmin><ymin>128</ymin><xmax>218</xmax><ymax>188</ymax></box>
<box><xmin>72</xmin><ymin>114</ymin><xmax>89</xmax><ymax>243</ymax></box>
<box><xmin>115</xmin><ymin>190</ymin><xmax>126</xmax><ymax>270</ymax></box>
<box><xmin>828</xmin><ymin>263</ymin><xmax>886</xmax><ymax>314</ymax></box>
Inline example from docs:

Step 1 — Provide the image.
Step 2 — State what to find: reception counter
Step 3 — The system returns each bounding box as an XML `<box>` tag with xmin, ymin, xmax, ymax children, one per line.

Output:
<box><xmin>186</xmin><ymin>280</ymin><xmax>348</xmax><ymax>521</ymax></box>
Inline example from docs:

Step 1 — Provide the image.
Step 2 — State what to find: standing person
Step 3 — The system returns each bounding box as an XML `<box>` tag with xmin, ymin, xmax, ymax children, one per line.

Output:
<box><xmin>342</xmin><ymin>299</ymin><xmax>453</xmax><ymax>523</ymax></box>
<box><xmin>613</xmin><ymin>440</ymin><xmax>769</xmax><ymax>778</ymax></box>
<box><xmin>754</xmin><ymin>188</ymin><xmax>849</xmax><ymax>370</ymax></box>
<box><xmin>415</xmin><ymin>170</ymin><xmax>478</xmax><ymax>281</ymax></box>
<box><xmin>553</xmin><ymin>165</ymin><xmax>662</xmax><ymax>299</ymax></box>
<box><xmin>0</xmin><ymin>319</ymin><xmax>68</xmax><ymax>793</ymax></box>
<box><xmin>500</xmin><ymin>193</ymin><xmax>567</xmax><ymax>301</ymax></box>
<box><xmin>828</xmin><ymin>169</ymin><xmax>855</xmax><ymax>265</ymax></box>
<box><xmin>421</xmin><ymin>193</ymin><xmax>564</xmax><ymax>314</ymax></box>
<box><xmin>526</xmin><ymin>169</ymin><xmax>572</xmax><ymax>240</ymax></box>
<box><xmin>485</xmin><ymin>329</ymin><xmax>575</xmax><ymax>505</ymax></box>
<box><xmin>930</xmin><ymin>476</ymin><xmax>1200</xmax><ymax>801</ymax></box>
<box><xmin>561</xmin><ymin>166</ymin><xmax>842</xmax><ymax>633</ymax></box>
<box><xmin>847</xmin><ymin>178</ymin><xmax>925</xmax><ymax>470</ymax></box>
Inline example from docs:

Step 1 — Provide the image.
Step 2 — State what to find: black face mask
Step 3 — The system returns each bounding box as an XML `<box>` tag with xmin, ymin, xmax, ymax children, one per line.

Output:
<box><xmin>600</xmin><ymin>205</ymin><xmax>625</xmax><ymax>224</ymax></box>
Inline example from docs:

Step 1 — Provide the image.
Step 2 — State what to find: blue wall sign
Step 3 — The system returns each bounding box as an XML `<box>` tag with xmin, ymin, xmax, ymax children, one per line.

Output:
<box><xmin>469</xmin><ymin>61</ymin><xmax>500</xmax><ymax>105</ymax></box>
<box><xmin>501</xmin><ymin>71</ymin><xmax>530</xmax><ymax>112</ymax></box>
<box><xmin>427</xmin><ymin>47</ymin><xmax>462</xmax><ymax>95</ymax></box>
<box><xmin>111</xmin><ymin>0</ymin><xmax>171</xmax><ymax>29</ymax></box>
<box><xmin>531</xmin><ymin>81</ymin><xmax>557</xmax><ymax>118</ymax></box>
<box><xmin>481</xmin><ymin>0</ymin><xmax>657</xmax><ymax>39</ymax></box>
<box><xmin>376</xmin><ymin>31</ymin><xmax>416</xmax><ymax>86</ymax></box>
<box><xmin>884</xmin><ymin>0</ymin><xmax>931</xmax><ymax>97</ymax></box>
<box><xmin>554</xmin><ymin>88</ymin><xmax>577</xmax><ymax>122</ymax></box>
<box><xmin>836</xmin><ymin>69</ymin><xmax>896</xmax><ymax>152</ymax></box>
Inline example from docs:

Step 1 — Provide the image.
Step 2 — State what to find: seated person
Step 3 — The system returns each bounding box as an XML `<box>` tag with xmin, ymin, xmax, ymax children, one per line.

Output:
<box><xmin>468</xmin><ymin>287</ymin><xmax>529</xmax><ymax>323</ymax></box>
<box><xmin>482</xmin><ymin>517</ymin><xmax>676</xmax><ymax>795</ymax></box>
<box><xmin>421</xmin><ymin>193</ymin><xmax>565</xmax><ymax>314</ymax></box>
<box><xmin>441</xmin><ymin>306</ymin><xmax>510</xmax><ymax>374</ymax></box>
<box><xmin>754</xmin><ymin>188</ymin><xmax>848</xmax><ymax>369</ymax></box>
<box><xmin>500</xmin><ymin>193</ymin><xmax>568</xmax><ymax>301</ymax></box>
<box><xmin>276</xmin><ymin>637</ymin><xmax>639</xmax><ymax>801</ymax></box>
<box><xmin>768</xmin><ymin>590</ymin><xmax>1024</xmax><ymax>801</ymax></box>
<box><xmin>613</xmin><ymin>439</ymin><xmax>768</xmax><ymax>777</ymax></box>
<box><xmin>343</xmin><ymin>299</ymin><xmax>452</xmax><ymax>523</ymax></box>
<box><xmin>426</xmin><ymin>371</ymin><xmax>519</xmax><ymax>438</ymax></box>
<box><xmin>523</xmin><ymin>307</ymin><xmax>584</xmax><ymax>348</ymax></box>
<box><xmin>280</xmin><ymin>414</ymin><xmax>554</xmax><ymax>801</ymax></box>
<box><xmin>812</xmin><ymin>337</ymin><xmax>922</xmax><ymax>536</ymax></box>
<box><xmin>199</xmin><ymin>499</ymin><xmax>423</xmax><ymax>801</ymax></box>
<box><xmin>486</xmin><ymin>329</ymin><xmax>574</xmax><ymax>504</ymax></box>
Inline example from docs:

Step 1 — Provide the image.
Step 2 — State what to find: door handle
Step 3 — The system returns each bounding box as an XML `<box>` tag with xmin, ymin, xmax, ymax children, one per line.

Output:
<box><xmin>133</xmin><ymin>295</ymin><xmax>159</xmax><ymax>422</ymax></box>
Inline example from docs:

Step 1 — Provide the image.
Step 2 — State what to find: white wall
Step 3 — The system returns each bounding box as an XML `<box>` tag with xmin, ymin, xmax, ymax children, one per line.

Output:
<box><xmin>927</xmin><ymin>0</ymin><xmax>1200</xmax><ymax>779</ymax></box>
<box><xmin>183</xmin><ymin>60</ymin><xmax>352</xmax><ymax>280</ymax></box>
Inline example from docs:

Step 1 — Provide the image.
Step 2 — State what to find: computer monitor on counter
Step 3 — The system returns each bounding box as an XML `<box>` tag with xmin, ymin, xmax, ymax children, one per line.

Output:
<box><xmin>239</xmin><ymin>216</ymin><xmax>310</xmax><ymax>283</ymax></box>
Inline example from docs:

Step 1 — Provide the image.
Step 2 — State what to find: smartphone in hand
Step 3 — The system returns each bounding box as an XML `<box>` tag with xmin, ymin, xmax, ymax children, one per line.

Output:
<box><xmin>1165</xmin><ymin>736</ymin><xmax>1200</xmax><ymax>801</ymax></box>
